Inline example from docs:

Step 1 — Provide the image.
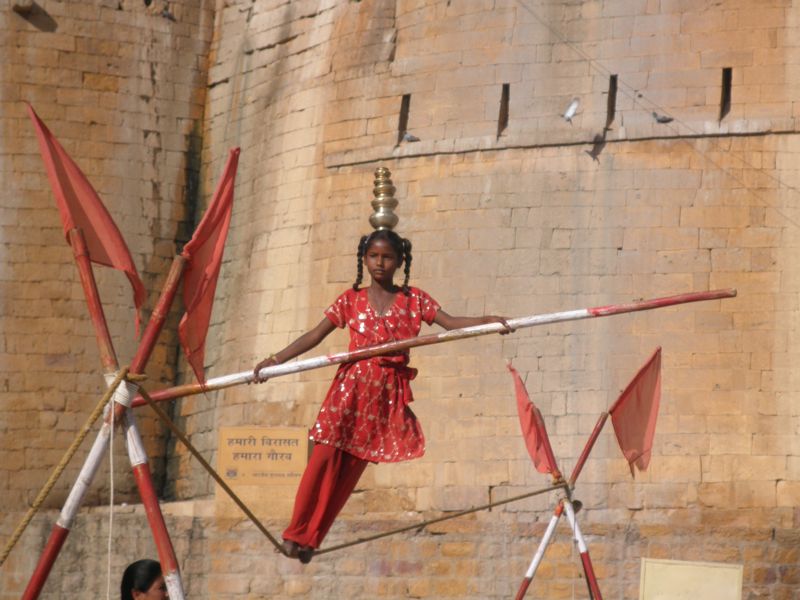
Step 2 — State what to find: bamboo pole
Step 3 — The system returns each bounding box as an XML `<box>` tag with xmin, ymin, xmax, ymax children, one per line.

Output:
<box><xmin>564</xmin><ymin>500</ymin><xmax>603</xmax><ymax>600</ymax></box>
<box><xmin>515</xmin><ymin>503</ymin><xmax>563</xmax><ymax>600</ymax></box>
<box><xmin>0</xmin><ymin>369</ymin><xmax>125</xmax><ymax>567</ymax></box>
<box><xmin>22</xmin><ymin>246</ymin><xmax>187</xmax><ymax>600</ymax></box>
<box><xmin>109</xmin><ymin>256</ymin><xmax>186</xmax><ymax>423</ymax></box>
<box><xmin>568</xmin><ymin>412</ymin><xmax>609</xmax><ymax>486</ymax></box>
<box><xmin>22</xmin><ymin>229</ymin><xmax>124</xmax><ymax>599</ymax></box>
<box><xmin>67</xmin><ymin>229</ymin><xmax>118</xmax><ymax>373</ymax></box>
<box><xmin>123</xmin><ymin>409</ymin><xmax>183</xmax><ymax>595</ymax></box>
<box><xmin>132</xmin><ymin>288</ymin><xmax>736</xmax><ymax>408</ymax></box>
<box><xmin>515</xmin><ymin>409</ymin><xmax>615</xmax><ymax>599</ymax></box>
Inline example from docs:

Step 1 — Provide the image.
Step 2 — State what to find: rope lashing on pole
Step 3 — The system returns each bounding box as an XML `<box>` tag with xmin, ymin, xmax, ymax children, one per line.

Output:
<box><xmin>0</xmin><ymin>368</ymin><xmax>130</xmax><ymax>567</ymax></box>
<box><xmin>131</xmin><ymin>289</ymin><xmax>738</xmax><ymax>409</ymax></box>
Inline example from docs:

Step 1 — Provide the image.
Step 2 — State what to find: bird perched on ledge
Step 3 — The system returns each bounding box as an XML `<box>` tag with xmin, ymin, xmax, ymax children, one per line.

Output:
<box><xmin>400</xmin><ymin>131</ymin><xmax>420</xmax><ymax>143</ymax></box>
<box><xmin>652</xmin><ymin>111</ymin><xmax>673</xmax><ymax>124</ymax></box>
<box><xmin>562</xmin><ymin>98</ymin><xmax>580</xmax><ymax>123</ymax></box>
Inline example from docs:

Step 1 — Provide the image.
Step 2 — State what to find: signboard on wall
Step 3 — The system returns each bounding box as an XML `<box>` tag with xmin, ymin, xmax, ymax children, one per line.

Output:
<box><xmin>218</xmin><ymin>426</ymin><xmax>309</xmax><ymax>486</ymax></box>
<box><xmin>640</xmin><ymin>558</ymin><xmax>742</xmax><ymax>600</ymax></box>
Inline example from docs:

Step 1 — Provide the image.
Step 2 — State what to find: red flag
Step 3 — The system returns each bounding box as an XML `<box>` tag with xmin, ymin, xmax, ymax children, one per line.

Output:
<box><xmin>609</xmin><ymin>347</ymin><xmax>662</xmax><ymax>477</ymax></box>
<box><xmin>178</xmin><ymin>148</ymin><xmax>240</xmax><ymax>383</ymax></box>
<box><xmin>508</xmin><ymin>363</ymin><xmax>560</xmax><ymax>477</ymax></box>
<box><xmin>27</xmin><ymin>104</ymin><xmax>146</xmax><ymax>333</ymax></box>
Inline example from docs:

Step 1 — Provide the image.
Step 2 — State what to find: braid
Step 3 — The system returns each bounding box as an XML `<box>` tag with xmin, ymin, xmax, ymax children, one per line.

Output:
<box><xmin>402</xmin><ymin>238</ymin><xmax>412</xmax><ymax>295</ymax></box>
<box><xmin>353</xmin><ymin>235</ymin><xmax>369</xmax><ymax>290</ymax></box>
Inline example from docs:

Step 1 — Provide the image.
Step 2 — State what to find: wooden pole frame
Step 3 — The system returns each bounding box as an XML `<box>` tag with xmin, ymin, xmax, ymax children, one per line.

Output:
<box><xmin>21</xmin><ymin>263</ymin><xmax>735</xmax><ymax>596</ymax></box>
<box><xmin>515</xmin><ymin>347</ymin><xmax>660</xmax><ymax>600</ymax></box>
<box><xmin>22</xmin><ymin>231</ymin><xmax>187</xmax><ymax>600</ymax></box>
<box><xmin>514</xmin><ymin>410</ymin><xmax>611</xmax><ymax>600</ymax></box>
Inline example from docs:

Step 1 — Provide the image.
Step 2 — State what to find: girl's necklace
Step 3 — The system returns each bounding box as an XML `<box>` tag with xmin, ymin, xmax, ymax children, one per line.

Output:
<box><xmin>368</xmin><ymin>288</ymin><xmax>396</xmax><ymax>316</ymax></box>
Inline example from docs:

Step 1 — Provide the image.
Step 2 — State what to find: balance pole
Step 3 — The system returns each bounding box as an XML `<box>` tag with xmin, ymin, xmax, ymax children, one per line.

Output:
<box><xmin>22</xmin><ymin>238</ymin><xmax>186</xmax><ymax>599</ymax></box>
<box><xmin>132</xmin><ymin>289</ymin><xmax>737</xmax><ymax>408</ymax></box>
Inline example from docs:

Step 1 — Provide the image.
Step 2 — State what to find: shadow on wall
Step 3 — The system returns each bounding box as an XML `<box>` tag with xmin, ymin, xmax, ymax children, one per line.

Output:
<box><xmin>12</xmin><ymin>1</ymin><xmax>57</xmax><ymax>32</ymax></box>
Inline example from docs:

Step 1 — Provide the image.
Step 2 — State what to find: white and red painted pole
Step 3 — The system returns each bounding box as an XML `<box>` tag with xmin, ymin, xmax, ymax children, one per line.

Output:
<box><xmin>22</xmin><ymin>237</ymin><xmax>187</xmax><ymax>599</ymax></box>
<box><xmin>515</xmin><ymin>408</ymin><xmax>615</xmax><ymax>599</ymax></box>
<box><xmin>563</xmin><ymin>499</ymin><xmax>602</xmax><ymax>600</ymax></box>
<box><xmin>514</xmin><ymin>502</ymin><xmax>564</xmax><ymax>600</ymax></box>
<box><xmin>123</xmin><ymin>410</ymin><xmax>183</xmax><ymax>597</ymax></box>
<box><xmin>569</xmin><ymin>413</ymin><xmax>609</xmax><ymax>486</ymax></box>
<box><xmin>133</xmin><ymin>288</ymin><xmax>737</xmax><ymax>407</ymax></box>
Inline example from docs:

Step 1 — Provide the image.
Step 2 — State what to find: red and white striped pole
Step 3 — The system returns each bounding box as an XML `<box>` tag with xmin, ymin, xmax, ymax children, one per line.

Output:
<box><xmin>563</xmin><ymin>499</ymin><xmax>602</xmax><ymax>600</ymax></box>
<box><xmin>515</xmin><ymin>502</ymin><xmax>564</xmax><ymax>600</ymax></box>
<box><xmin>515</xmin><ymin>409</ymin><xmax>614</xmax><ymax>599</ymax></box>
<box><xmin>132</xmin><ymin>289</ymin><xmax>737</xmax><ymax>408</ymax></box>
<box><xmin>22</xmin><ymin>236</ymin><xmax>186</xmax><ymax>599</ymax></box>
<box><xmin>123</xmin><ymin>410</ymin><xmax>182</xmax><ymax>594</ymax></box>
<box><xmin>116</xmin><ymin>255</ymin><xmax>187</xmax><ymax>598</ymax></box>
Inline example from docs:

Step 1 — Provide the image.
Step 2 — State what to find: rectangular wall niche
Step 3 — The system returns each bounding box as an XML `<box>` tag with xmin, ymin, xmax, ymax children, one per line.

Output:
<box><xmin>719</xmin><ymin>67</ymin><xmax>732</xmax><ymax>122</ymax></box>
<box><xmin>606</xmin><ymin>74</ymin><xmax>618</xmax><ymax>128</ymax></box>
<box><xmin>497</xmin><ymin>83</ymin><xmax>510</xmax><ymax>138</ymax></box>
<box><xmin>397</xmin><ymin>93</ymin><xmax>411</xmax><ymax>145</ymax></box>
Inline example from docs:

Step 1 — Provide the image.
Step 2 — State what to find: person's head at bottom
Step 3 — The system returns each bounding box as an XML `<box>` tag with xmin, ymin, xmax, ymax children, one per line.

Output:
<box><xmin>121</xmin><ymin>559</ymin><xmax>168</xmax><ymax>600</ymax></box>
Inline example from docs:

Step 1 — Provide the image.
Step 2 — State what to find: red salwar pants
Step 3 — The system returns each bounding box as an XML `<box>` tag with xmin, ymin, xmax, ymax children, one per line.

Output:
<box><xmin>282</xmin><ymin>444</ymin><xmax>368</xmax><ymax>549</ymax></box>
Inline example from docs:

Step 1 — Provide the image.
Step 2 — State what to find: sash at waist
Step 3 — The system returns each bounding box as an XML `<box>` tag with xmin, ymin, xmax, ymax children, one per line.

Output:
<box><xmin>341</xmin><ymin>355</ymin><xmax>418</xmax><ymax>380</ymax></box>
<box><xmin>365</xmin><ymin>355</ymin><xmax>416</xmax><ymax>380</ymax></box>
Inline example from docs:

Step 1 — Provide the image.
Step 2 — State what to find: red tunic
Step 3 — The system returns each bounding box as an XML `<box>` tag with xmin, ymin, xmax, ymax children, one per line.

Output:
<box><xmin>310</xmin><ymin>286</ymin><xmax>440</xmax><ymax>463</ymax></box>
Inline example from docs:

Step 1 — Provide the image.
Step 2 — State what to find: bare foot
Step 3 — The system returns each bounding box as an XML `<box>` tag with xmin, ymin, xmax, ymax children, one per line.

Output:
<box><xmin>282</xmin><ymin>540</ymin><xmax>300</xmax><ymax>559</ymax></box>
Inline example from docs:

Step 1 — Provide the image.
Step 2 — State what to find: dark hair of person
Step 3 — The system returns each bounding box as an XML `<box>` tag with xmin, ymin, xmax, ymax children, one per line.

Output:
<box><xmin>121</xmin><ymin>559</ymin><xmax>162</xmax><ymax>600</ymax></box>
<box><xmin>352</xmin><ymin>229</ymin><xmax>413</xmax><ymax>295</ymax></box>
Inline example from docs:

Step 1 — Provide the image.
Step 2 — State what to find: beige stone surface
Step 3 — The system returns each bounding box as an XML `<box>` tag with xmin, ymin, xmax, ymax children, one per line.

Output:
<box><xmin>3</xmin><ymin>0</ymin><xmax>800</xmax><ymax>597</ymax></box>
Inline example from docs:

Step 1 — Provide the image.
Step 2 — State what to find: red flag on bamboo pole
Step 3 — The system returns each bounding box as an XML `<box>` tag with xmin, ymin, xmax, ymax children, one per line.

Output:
<box><xmin>508</xmin><ymin>363</ymin><xmax>560</xmax><ymax>477</ymax></box>
<box><xmin>609</xmin><ymin>347</ymin><xmax>662</xmax><ymax>477</ymax></box>
<box><xmin>178</xmin><ymin>148</ymin><xmax>240</xmax><ymax>383</ymax></box>
<box><xmin>27</xmin><ymin>104</ymin><xmax>146</xmax><ymax>334</ymax></box>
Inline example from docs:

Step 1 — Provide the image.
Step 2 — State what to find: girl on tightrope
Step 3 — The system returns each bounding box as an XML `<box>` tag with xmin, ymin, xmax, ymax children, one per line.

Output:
<box><xmin>254</xmin><ymin>228</ymin><xmax>510</xmax><ymax>563</ymax></box>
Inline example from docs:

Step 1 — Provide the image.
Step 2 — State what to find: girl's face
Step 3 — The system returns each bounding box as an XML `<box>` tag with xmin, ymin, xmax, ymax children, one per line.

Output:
<box><xmin>132</xmin><ymin>576</ymin><xmax>169</xmax><ymax>600</ymax></box>
<box><xmin>364</xmin><ymin>238</ymin><xmax>400</xmax><ymax>285</ymax></box>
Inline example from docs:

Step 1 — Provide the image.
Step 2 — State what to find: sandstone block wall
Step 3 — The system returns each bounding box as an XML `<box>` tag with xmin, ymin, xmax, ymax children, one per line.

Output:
<box><xmin>3</xmin><ymin>506</ymin><xmax>800</xmax><ymax>599</ymax></box>
<box><xmin>3</xmin><ymin>0</ymin><xmax>800</xmax><ymax>597</ymax></box>
<box><xmin>0</xmin><ymin>0</ymin><xmax>214</xmax><ymax>508</ymax></box>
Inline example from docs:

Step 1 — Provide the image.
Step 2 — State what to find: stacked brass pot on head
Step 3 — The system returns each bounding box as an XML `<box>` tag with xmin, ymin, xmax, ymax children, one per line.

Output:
<box><xmin>369</xmin><ymin>167</ymin><xmax>398</xmax><ymax>231</ymax></box>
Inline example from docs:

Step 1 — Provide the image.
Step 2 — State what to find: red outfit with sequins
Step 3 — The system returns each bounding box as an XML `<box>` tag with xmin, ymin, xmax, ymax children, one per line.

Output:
<box><xmin>313</xmin><ymin>286</ymin><xmax>440</xmax><ymax>462</ymax></box>
<box><xmin>283</xmin><ymin>287</ymin><xmax>440</xmax><ymax>548</ymax></box>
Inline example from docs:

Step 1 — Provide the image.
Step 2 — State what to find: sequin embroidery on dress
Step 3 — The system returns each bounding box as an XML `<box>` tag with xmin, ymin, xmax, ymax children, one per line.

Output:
<box><xmin>311</xmin><ymin>287</ymin><xmax>440</xmax><ymax>462</ymax></box>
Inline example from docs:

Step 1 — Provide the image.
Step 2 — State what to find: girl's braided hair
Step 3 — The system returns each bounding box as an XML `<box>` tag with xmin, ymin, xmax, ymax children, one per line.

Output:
<box><xmin>353</xmin><ymin>229</ymin><xmax>413</xmax><ymax>295</ymax></box>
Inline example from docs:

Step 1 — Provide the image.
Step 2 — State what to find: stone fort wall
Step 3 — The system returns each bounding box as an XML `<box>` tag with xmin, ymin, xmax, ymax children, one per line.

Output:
<box><xmin>2</xmin><ymin>0</ymin><xmax>800</xmax><ymax>597</ymax></box>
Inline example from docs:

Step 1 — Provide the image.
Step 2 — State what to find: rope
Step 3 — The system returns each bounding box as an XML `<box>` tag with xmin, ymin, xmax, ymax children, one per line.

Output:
<box><xmin>315</xmin><ymin>481</ymin><xmax>569</xmax><ymax>556</ymax></box>
<box><xmin>135</xmin><ymin>386</ymin><xmax>287</xmax><ymax>554</ymax></box>
<box><xmin>0</xmin><ymin>366</ymin><xmax>572</xmax><ymax>565</ymax></box>
<box><xmin>105</xmin><ymin>383</ymin><xmax>116</xmax><ymax>600</ymax></box>
<box><xmin>137</xmin><ymin>386</ymin><xmax>569</xmax><ymax>558</ymax></box>
<box><xmin>0</xmin><ymin>368</ymin><xmax>130</xmax><ymax>567</ymax></box>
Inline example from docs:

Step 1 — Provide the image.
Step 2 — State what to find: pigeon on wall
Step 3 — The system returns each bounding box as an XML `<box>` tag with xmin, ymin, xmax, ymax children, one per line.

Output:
<box><xmin>652</xmin><ymin>111</ymin><xmax>673</xmax><ymax>124</ymax></box>
<box><xmin>562</xmin><ymin>98</ymin><xmax>580</xmax><ymax>123</ymax></box>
